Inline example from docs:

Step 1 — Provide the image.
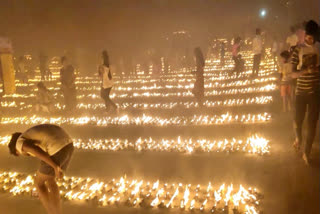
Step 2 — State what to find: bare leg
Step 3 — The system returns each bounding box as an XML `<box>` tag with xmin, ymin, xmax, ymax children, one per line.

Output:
<box><xmin>282</xmin><ymin>96</ymin><xmax>287</xmax><ymax>112</ymax></box>
<box><xmin>287</xmin><ymin>95</ymin><xmax>292</xmax><ymax>112</ymax></box>
<box><xmin>35</xmin><ymin>171</ymin><xmax>54</xmax><ymax>214</ymax></box>
<box><xmin>47</xmin><ymin>178</ymin><xmax>62</xmax><ymax>214</ymax></box>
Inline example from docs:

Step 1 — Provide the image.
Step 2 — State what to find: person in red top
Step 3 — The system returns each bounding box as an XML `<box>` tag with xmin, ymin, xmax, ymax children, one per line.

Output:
<box><xmin>232</xmin><ymin>37</ymin><xmax>241</xmax><ymax>74</ymax></box>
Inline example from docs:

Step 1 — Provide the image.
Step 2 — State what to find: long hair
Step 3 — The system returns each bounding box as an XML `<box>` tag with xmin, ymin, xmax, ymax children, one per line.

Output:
<box><xmin>194</xmin><ymin>47</ymin><xmax>205</xmax><ymax>68</ymax></box>
<box><xmin>102</xmin><ymin>50</ymin><xmax>110</xmax><ymax>67</ymax></box>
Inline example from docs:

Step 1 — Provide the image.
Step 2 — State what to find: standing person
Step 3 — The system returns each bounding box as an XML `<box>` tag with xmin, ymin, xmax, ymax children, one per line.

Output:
<box><xmin>60</xmin><ymin>56</ymin><xmax>77</xmax><ymax>112</ymax></box>
<box><xmin>39</xmin><ymin>52</ymin><xmax>48</xmax><ymax>81</ymax></box>
<box><xmin>220</xmin><ymin>42</ymin><xmax>225</xmax><ymax>66</ymax></box>
<box><xmin>290</xmin><ymin>20</ymin><xmax>320</xmax><ymax>165</ymax></box>
<box><xmin>232</xmin><ymin>37</ymin><xmax>241</xmax><ymax>74</ymax></box>
<box><xmin>278</xmin><ymin>51</ymin><xmax>292</xmax><ymax>112</ymax></box>
<box><xmin>99</xmin><ymin>50</ymin><xmax>117</xmax><ymax>112</ymax></box>
<box><xmin>17</xmin><ymin>56</ymin><xmax>28</xmax><ymax>83</ymax></box>
<box><xmin>8</xmin><ymin>124</ymin><xmax>74</xmax><ymax>214</ymax></box>
<box><xmin>34</xmin><ymin>82</ymin><xmax>55</xmax><ymax>113</ymax></box>
<box><xmin>192</xmin><ymin>47</ymin><xmax>205</xmax><ymax>107</ymax></box>
<box><xmin>286</xmin><ymin>26</ymin><xmax>298</xmax><ymax>49</ymax></box>
<box><xmin>252</xmin><ymin>28</ymin><xmax>263</xmax><ymax>77</ymax></box>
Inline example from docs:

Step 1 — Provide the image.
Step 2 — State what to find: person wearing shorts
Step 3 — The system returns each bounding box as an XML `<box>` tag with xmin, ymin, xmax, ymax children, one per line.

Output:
<box><xmin>8</xmin><ymin>124</ymin><xmax>74</xmax><ymax>214</ymax></box>
<box><xmin>278</xmin><ymin>51</ymin><xmax>293</xmax><ymax>112</ymax></box>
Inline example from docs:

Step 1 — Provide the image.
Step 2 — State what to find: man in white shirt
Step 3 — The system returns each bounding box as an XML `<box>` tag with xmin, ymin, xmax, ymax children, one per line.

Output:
<box><xmin>8</xmin><ymin>124</ymin><xmax>74</xmax><ymax>214</ymax></box>
<box><xmin>252</xmin><ymin>28</ymin><xmax>263</xmax><ymax>76</ymax></box>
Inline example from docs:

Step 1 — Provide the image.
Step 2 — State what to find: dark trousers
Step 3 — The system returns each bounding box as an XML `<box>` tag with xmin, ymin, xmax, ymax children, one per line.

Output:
<box><xmin>232</xmin><ymin>56</ymin><xmax>240</xmax><ymax>73</ymax></box>
<box><xmin>40</xmin><ymin>67</ymin><xmax>46</xmax><ymax>81</ymax></box>
<box><xmin>252</xmin><ymin>54</ymin><xmax>261</xmax><ymax>75</ymax></box>
<box><xmin>63</xmin><ymin>87</ymin><xmax>77</xmax><ymax>111</ymax></box>
<box><xmin>294</xmin><ymin>93</ymin><xmax>320</xmax><ymax>156</ymax></box>
<box><xmin>101</xmin><ymin>87</ymin><xmax>117</xmax><ymax>111</ymax></box>
<box><xmin>192</xmin><ymin>78</ymin><xmax>204</xmax><ymax>107</ymax></box>
<box><xmin>220</xmin><ymin>54</ymin><xmax>225</xmax><ymax>66</ymax></box>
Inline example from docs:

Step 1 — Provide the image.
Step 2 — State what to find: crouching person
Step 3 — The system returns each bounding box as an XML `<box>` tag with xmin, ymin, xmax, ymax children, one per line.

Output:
<box><xmin>8</xmin><ymin>124</ymin><xmax>74</xmax><ymax>214</ymax></box>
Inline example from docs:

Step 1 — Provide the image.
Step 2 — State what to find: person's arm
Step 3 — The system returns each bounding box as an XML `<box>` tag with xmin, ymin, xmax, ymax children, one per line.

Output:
<box><xmin>108</xmin><ymin>67</ymin><xmax>113</xmax><ymax>80</ymax></box>
<box><xmin>60</xmin><ymin>69</ymin><xmax>65</xmax><ymax>85</ymax></box>
<box><xmin>289</xmin><ymin>70</ymin><xmax>308</xmax><ymax>79</ymax></box>
<box><xmin>98</xmin><ymin>65</ymin><xmax>103</xmax><ymax>78</ymax></box>
<box><xmin>22</xmin><ymin>139</ymin><xmax>63</xmax><ymax>178</ymax></box>
<box><xmin>290</xmin><ymin>46</ymin><xmax>300</xmax><ymax>77</ymax></box>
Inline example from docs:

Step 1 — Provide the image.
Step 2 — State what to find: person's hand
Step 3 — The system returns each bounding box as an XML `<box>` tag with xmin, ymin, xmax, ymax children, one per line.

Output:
<box><xmin>54</xmin><ymin>166</ymin><xmax>64</xmax><ymax>179</ymax></box>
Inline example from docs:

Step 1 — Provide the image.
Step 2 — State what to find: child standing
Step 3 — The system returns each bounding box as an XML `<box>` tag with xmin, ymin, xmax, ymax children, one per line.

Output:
<box><xmin>278</xmin><ymin>50</ymin><xmax>292</xmax><ymax>112</ymax></box>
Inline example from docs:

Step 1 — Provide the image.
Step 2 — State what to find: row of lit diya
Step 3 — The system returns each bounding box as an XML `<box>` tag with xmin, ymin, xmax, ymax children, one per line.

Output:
<box><xmin>1</xmin><ymin>96</ymin><xmax>273</xmax><ymax>110</ymax></box>
<box><xmin>14</xmin><ymin>55</ymin><xmax>276</xmax><ymax>85</ymax></box>
<box><xmin>15</xmin><ymin>68</ymin><xmax>277</xmax><ymax>88</ymax></box>
<box><xmin>78</xmin><ymin>83</ymin><xmax>276</xmax><ymax>99</ymax></box>
<box><xmin>13</xmin><ymin>76</ymin><xmax>277</xmax><ymax>93</ymax></box>
<box><xmin>0</xmin><ymin>135</ymin><xmax>270</xmax><ymax>155</ymax></box>
<box><xmin>0</xmin><ymin>171</ymin><xmax>262</xmax><ymax>213</ymax></box>
<box><xmin>13</xmin><ymin>49</ymin><xmax>276</xmax><ymax>86</ymax></box>
<box><xmin>25</xmin><ymin>50</ymin><xmax>275</xmax><ymax>79</ymax></box>
<box><xmin>0</xmin><ymin>113</ymin><xmax>271</xmax><ymax>126</ymax></box>
<box><xmin>22</xmin><ymin>69</ymin><xmax>276</xmax><ymax>87</ymax></box>
<box><xmin>2</xmin><ymin>83</ymin><xmax>277</xmax><ymax>100</ymax></box>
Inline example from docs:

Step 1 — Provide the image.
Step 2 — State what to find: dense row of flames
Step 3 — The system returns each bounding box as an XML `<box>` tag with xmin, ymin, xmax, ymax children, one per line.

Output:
<box><xmin>2</xmin><ymin>83</ymin><xmax>276</xmax><ymax>100</ymax></box>
<box><xmin>1</xmin><ymin>95</ymin><xmax>273</xmax><ymax>110</ymax></box>
<box><xmin>13</xmin><ymin>76</ymin><xmax>277</xmax><ymax>92</ymax></box>
<box><xmin>0</xmin><ymin>135</ymin><xmax>270</xmax><ymax>155</ymax></box>
<box><xmin>0</xmin><ymin>171</ymin><xmax>262</xmax><ymax>213</ymax></box>
<box><xmin>0</xmin><ymin>113</ymin><xmax>271</xmax><ymax>126</ymax></box>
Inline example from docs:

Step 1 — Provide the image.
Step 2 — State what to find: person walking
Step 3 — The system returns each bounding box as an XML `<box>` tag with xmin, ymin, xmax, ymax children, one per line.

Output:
<box><xmin>232</xmin><ymin>37</ymin><xmax>241</xmax><ymax>74</ymax></box>
<box><xmin>39</xmin><ymin>52</ymin><xmax>49</xmax><ymax>81</ymax></box>
<box><xmin>8</xmin><ymin>124</ymin><xmax>74</xmax><ymax>214</ymax></box>
<box><xmin>290</xmin><ymin>20</ymin><xmax>320</xmax><ymax>165</ymax></box>
<box><xmin>60</xmin><ymin>56</ymin><xmax>77</xmax><ymax>112</ymax></box>
<box><xmin>17</xmin><ymin>56</ymin><xmax>28</xmax><ymax>83</ymax></box>
<box><xmin>99</xmin><ymin>50</ymin><xmax>117</xmax><ymax>112</ymax></box>
<box><xmin>192</xmin><ymin>47</ymin><xmax>205</xmax><ymax>107</ymax></box>
<box><xmin>220</xmin><ymin>42</ymin><xmax>225</xmax><ymax>66</ymax></box>
<box><xmin>252</xmin><ymin>28</ymin><xmax>263</xmax><ymax>77</ymax></box>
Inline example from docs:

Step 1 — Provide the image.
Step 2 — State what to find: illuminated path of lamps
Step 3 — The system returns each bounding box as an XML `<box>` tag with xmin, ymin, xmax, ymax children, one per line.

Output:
<box><xmin>0</xmin><ymin>113</ymin><xmax>272</xmax><ymax>126</ymax></box>
<box><xmin>2</xmin><ymin>82</ymin><xmax>277</xmax><ymax>100</ymax></box>
<box><xmin>0</xmin><ymin>135</ymin><xmax>270</xmax><ymax>155</ymax></box>
<box><xmin>1</xmin><ymin>95</ymin><xmax>273</xmax><ymax>111</ymax></box>
<box><xmin>0</xmin><ymin>171</ymin><xmax>263</xmax><ymax>213</ymax></box>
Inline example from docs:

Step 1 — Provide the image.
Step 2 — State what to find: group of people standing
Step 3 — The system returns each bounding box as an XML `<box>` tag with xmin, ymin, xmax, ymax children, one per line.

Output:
<box><xmin>277</xmin><ymin>20</ymin><xmax>320</xmax><ymax>165</ymax></box>
<box><xmin>16</xmin><ymin>52</ymin><xmax>52</xmax><ymax>84</ymax></box>
<box><xmin>231</xmin><ymin>28</ymin><xmax>263</xmax><ymax>77</ymax></box>
<box><xmin>34</xmin><ymin>51</ymin><xmax>118</xmax><ymax>114</ymax></box>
